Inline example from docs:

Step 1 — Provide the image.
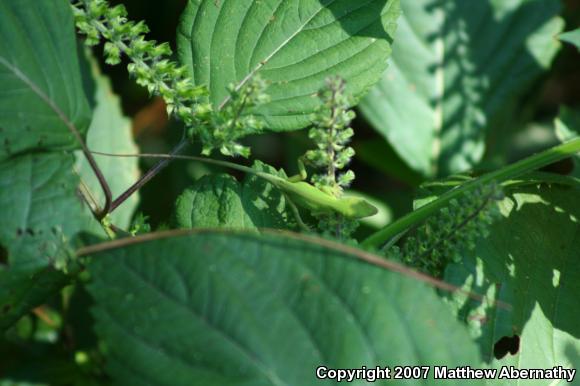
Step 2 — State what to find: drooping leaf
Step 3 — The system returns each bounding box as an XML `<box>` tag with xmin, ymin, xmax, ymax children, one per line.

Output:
<box><xmin>175</xmin><ymin>161</ymin><xmax>292</xmax><ymax>230</ymax></box>
<box><xmin>0</xmin><ymin>0</ymin><xmax>92</xmax><ymax>160</ymax></box>
<box><xmin>177</xmin><ymin>0</ymin><xmax>400</xmax><ymax>130</ymax></box>
<box><xmin>555</xmin><ymin>107</ymin><xmax>580</xmax><ymax>178</ymax></box>
<box><xmin>559</xmin><ymin>29</ymin><xmax>580</xmax><ymax>49</ymax></box>
<box><xmin>77</xmin><ymin>58</ymin><xmax>140</xmax><ymax>229</ymax></box>
<box><xmin>359</xmin><ymin>0</ymin><xmax>563</xmax><ymax>177</ymax></box>
<box><xmin>444</xmin><ymin>182</ymin><xmax>580</xmax><ymax>375</ymax></box>
<box><xmin>88</xmin><ymin>231</ymin><xmax>483</xmax><ymax>386</ymax></box>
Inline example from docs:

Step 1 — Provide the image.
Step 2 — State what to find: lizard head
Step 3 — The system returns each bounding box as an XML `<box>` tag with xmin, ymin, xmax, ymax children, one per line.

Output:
<box><xmin>340</xmin><ymin>197</ymin><xmax>379</xmax><ymax>219</ymax></box>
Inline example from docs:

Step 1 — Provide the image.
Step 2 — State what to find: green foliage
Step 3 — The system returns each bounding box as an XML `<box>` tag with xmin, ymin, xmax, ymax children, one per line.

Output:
<box><xmin>392</xmin><ymin>184</ymin><xmax>503</xmax><ymax>276</ymax></box>
<box><xmin>0</xmin><ymin>0</ymin><xmax>92</xmax><ymax>160</ymax></box>
<box><xmin>72</xmin><ymin>0</ymin><xmax>205</xmax><ymax>111</ymax></box>
<box><xmin>88</xmin><ymin>231</ymin><xmax>483</xmax><ymax>386</ymax></box>
<box><xmin>76</xmin><ymin>56</ymin><xmax>140</xmax><ymax>229</ymax></box>
<box><xmin>177</xmin><ymin>0</ymin><xmax>401</xmax><ymax>131</ymax></box>
<box><xmin>0</xmin><ymin>153</ymin><xmax>100</xmax><ymax>330</ymax></box>
<box><xmin>188</xmin><ymin>76</ymin><xmax>271</xmax><ymax>157</ymax></box>
<box><xmin>0</xmin><ymin>153</ymin><xmax>97</xmax><ymax>271</ymax></box>
<box><xmin>359</xmin><ymin>0</ymin><xmax>564</xmax><ymax>177</ymax></box>
<box><xmin>306</xmin><ymin>77</ymin><xmax>356</xmax><ymax>196</ymax></box>
<box><xmin>72</xmin><ymin>0</ymin><xmax>262</xmax><ymax>157</ymax></box>
<box><xmin>1</xmin><ymin>0</ymin><xmax>580</xmax><ymax>384</ymax></box>
<box><xmin>445</xmin><ymin>182</ymin><xmax>580</xmax><ymax>371</ymax></box>
<box><xmin>0</xmin><ymin>268</ymin><xmax>68</xmax><ymax>331</ymax></box>
<box><xmin>555</xmin><ymin>107</ymin><xmax>580</xmax><ymax>178</ymax></box>
<box><xmin>304</xmin><ymin>77</ymin><xmax>359</xmax><ymax>238</ymax></box>
<box><xmin>175</xmin><ymin>161</ymin><xmax>292</xmax><ymax>230</ymax></box>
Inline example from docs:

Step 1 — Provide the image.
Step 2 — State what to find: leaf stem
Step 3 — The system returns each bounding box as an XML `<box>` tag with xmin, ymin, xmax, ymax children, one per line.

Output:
<box><xmin>108</xmin><ymin>139</ymin><xmax>189</xmax><ymax>213</ymax></box>
<box><xmin>361</xmin><ymin>138</ymin><xmax>580</xmax><ymax>248</ymax></box>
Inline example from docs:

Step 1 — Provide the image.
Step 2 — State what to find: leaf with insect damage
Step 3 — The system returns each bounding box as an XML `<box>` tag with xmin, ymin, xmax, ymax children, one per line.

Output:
<box><xmin>177</xmin><ymin>0</ymin><xmax>400</xmax><ymax>131</ymax></box>
<box><xmin>88</xmin><ymin>230</ymin><xmax>484</xmax><ymax>385</ymax></box>
<box><xmin>0</xmin><ymin>153</ymin><xmax>100</xmax><ymax>330</ymax></box>
<box><xmin>444</xmin><ymin>182</ymin><xmax>580</xmax><ymax>375</ymax></box>
<box><xmin>0</xmin><ymin>0</ymin><xmax>92</xmax><ymax>160</ymax></box>
<box><xmin>0</xmin><ymin>153</ymin><xmax>99</xmax><ymax>271</ymax></box>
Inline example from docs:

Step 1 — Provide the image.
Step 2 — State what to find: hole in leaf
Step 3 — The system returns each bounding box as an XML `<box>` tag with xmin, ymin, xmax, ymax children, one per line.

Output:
<box><xmin>493</xmin><ymin>335</ymin><xmax>520</xmax><ymax>359</ymax></box>
<box><xmin>0</xmin><ymin>244</ymin><xmax>8</xmax><ymax>266</ymax></box>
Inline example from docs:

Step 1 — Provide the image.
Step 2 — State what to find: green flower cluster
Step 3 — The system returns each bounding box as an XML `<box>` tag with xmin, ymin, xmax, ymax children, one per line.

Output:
<box><xmin>305</xmin><ymin>77</ymin><xmax>356</xmax><ymax>197</ymax></box>
<box><xmin>392</xmin><ymin>184</ymin><xmax>504</xmax><ymax>276</ymax></box>
<box><xmin>304</xmin><ymin>77</ymin><xmax>358</xmax><ymax>239</ymax></box>
<box><xmin>71</xmin><ymin>0</ymin><xmax>267</xmax><ymax>157</ymax></box>
<box><xmin>189</xmin><ymin>77</ymin><xmax>270</xmax><ymax>157</ymax></box>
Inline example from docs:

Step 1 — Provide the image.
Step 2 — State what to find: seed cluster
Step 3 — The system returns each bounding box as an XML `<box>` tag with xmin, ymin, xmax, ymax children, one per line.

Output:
<box><xmin>305</xmin><ymin>77</ymin><xmax>356</xmax><ymax>197</ymax></box>
<box><xmin>392</xmin><ymin>184</ymin><xmax>504</xmax><ymax>276</ymax></box>
<box><xmin>71</xmin><ymin>0</ymin><xmax>267</xmax><ymax>157</ymax></box>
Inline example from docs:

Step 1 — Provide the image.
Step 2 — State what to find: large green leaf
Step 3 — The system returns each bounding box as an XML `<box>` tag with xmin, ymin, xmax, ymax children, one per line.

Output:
<box><xmin>77</xmin><ymin>60</ymin><xmax>140</xmax><ymax>229</ymax></box>
<box><xmin>88</xmin><ymin>231</ymin><xmax>482</xmax><ymax>385</ymax></box>
<box><xmin>445</xmin><ymin>183</ymin><xmax>580</xmax><ymax>379</ymax></box>
<box><xmin>177</xmin><ymin>0</ymin><xmax>400</xmax><ymax>130</ymax></box>
<box><xmin>0</xmin><ymin>0</ymin><xmax>92</xmax><ymax>160</ymax></box>
<box><xmin>175</xmin><ymin>162</ymin><xmax>292</xmax><ymax>230</ymax></box>
<box><xmin>359</xmin><ymin>0</ymin><xmax>563</xmax><ymax>177</ymax></box>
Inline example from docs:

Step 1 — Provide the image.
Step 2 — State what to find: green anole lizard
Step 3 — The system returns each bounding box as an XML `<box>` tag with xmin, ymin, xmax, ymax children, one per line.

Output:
<box><xmin>90</xmin><ymin>151</ymin><xmax>378</xmax><ymax>224</ymax></box>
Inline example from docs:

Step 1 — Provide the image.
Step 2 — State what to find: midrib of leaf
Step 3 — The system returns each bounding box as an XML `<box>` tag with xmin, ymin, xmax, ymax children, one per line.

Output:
<box><xmin>0</xmin><ymin>53</ymin><xmax>111</xmax><ymax>216</ymax></box>
<box><xmin>431</xmin><ymin>11</ymin><xmax>445</xmax><ymax>177</ymax></box>
<box><xmin>217</xmin><ymin>0</ymin><xmax>340</xmax><ymax>110</ymax></box>
<box><xmin>0</xmin><ymin>57</ymin><xmax>76</xmax><ymax>134</ymax></box>
<box><xmin>262</xmin><ymin>0</ymin><xmax>377</xmax><ymax>72</ymax></box>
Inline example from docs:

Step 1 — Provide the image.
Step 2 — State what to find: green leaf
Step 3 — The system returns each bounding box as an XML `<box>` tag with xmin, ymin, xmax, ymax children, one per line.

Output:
<box><xmin>445</xmin><ymin>183</ymin><xmax>580</xmax><ymax>374</ymax></box>
<box><xmin>559</xmin><ymin>29</ymin><xmax>580</xmax><ymax>49</ymax></box>
<box><xmin>0</xmin><ymin>267</ymin><xmax>68</xmax><ymax>331</ymax></box>
<box><xmin>0</xmin><ymin>152</ymin><xmax>100</xmax><ymax>329</ymax></box>
<box><xmin>0</xmin><ymin>153</ymin><xmax>97</xmax><ymax>271</ymax></box>
<box><xmin>177</xmin><ymin>0</ymin><xmax>400</xmax><ymax>131</ymax></box>
<box><xmin>555</xmin><ymin>107</ymin><xmax>580</xmax><ymax>178</ymax></box>
<box><xmin>0</xmin><ymin>0</ymin><xmax>92</xmax><ymax>160</ymax></box>
<box><xmin>76</xmin><ymin>58</ymin><xmax>140</xmax><ymax>229</ymax></box>
<box><xmin>175</xmin><ymin>162</ymin><xmax>292</xmax><ymax>230</ymax></box>
<box><xmin>359</xmin><ymin>0</ymin><xmax>563</xmax><ymax>177</ymax></box>
<box><xmin>88</xmin><ymin>231</ymin><xmax>483</xmax><ymax>386</ymax></box>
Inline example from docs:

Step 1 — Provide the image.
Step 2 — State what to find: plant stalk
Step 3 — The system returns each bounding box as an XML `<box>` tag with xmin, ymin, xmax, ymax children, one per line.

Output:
<box><xmin>361</xmin><ymin>138</ymin><xmax>580</xmax><ymax>248</ymax></box>
<box><xmin>108</xmin><ymin>139</ymin><xmax>189</xmax><ymax>213</ymax></box>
